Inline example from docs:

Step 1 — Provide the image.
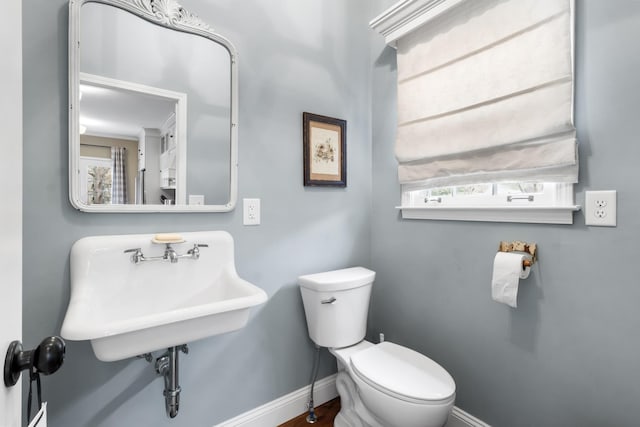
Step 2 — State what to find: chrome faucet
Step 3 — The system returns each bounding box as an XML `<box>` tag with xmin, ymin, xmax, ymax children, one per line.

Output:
<box><xmin>164</xmin><ymin>245</ymin><xmax>179</xmax><ymax>263</ymax></box>
<box><xmin>124</xmin><ymin>243</ymin><xmax>209</xmax><ymax>264</ymax></box>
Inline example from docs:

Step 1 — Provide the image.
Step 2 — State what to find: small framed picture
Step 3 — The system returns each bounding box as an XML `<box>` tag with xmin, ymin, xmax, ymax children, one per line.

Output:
<box><xmin>303</xmin><ymin>112</ymin><xmax>346</xmax><ymax>187</ymax></box>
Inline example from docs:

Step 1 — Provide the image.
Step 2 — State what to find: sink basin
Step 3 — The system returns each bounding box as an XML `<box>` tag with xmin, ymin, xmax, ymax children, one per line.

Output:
<box><xmin>61</xmin><ymin>231</ymin><xmax>267</xmax><ymax>361</ymax></box>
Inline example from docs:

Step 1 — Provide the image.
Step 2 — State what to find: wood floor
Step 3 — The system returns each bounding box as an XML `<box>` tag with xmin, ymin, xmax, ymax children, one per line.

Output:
<box><xmin>278</xmin><ymin>398</ymin><xmax>340</xmax><ymax>427</ymax></box>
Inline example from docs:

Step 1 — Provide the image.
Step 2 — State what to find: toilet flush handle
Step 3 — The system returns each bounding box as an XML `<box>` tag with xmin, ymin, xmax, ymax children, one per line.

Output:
<box><xmin>321</xmin><ymin>297</ymin><xmax>337</xmax><ymax>305</ymax></box>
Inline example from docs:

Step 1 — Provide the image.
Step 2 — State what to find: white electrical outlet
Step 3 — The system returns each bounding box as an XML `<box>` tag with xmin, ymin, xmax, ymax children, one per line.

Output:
<box><xmin>585</xmin><ymin>190</ymin><xmax>616</xmax><ymax>227</ymax></box>
<box><xmin>243</xmin><ymin>198</ymin><xmax>261</xmax><ymax>225</ymax></box>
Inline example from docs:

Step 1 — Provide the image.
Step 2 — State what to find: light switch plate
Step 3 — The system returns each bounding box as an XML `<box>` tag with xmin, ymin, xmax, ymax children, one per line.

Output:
<box><xmin>188</xmin><ymin>195</ymin><xmax>205</xmax><ymax>205</ymax></box>
<box><xmin>584</xmin><ymin>190</ymin><xmax>616</xmax><ymax>227</ymax></box>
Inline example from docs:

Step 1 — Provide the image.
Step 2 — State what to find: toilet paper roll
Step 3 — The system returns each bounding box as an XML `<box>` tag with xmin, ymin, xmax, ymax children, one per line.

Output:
<box><xmin>491</xmin><ymin>252</ymin><xmax>531</xmax><ymax>308</ymax></box>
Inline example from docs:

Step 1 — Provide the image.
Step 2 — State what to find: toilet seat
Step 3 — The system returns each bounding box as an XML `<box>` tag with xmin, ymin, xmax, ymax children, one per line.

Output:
<box><xmin>350</xmin><ymin>342</ymin><xmax>455</xmax><ymax>404</ymax></box>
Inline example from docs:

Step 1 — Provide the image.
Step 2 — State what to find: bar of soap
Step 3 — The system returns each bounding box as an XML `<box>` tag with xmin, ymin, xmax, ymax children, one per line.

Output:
<box><xmin>151</xmin><ymin>233</ymin><xmax>185</xmax><ymax>244</ymax></box>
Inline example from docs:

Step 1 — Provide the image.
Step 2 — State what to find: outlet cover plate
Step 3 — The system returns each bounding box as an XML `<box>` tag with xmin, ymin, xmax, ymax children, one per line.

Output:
<box><xmin>584</xmin><ymin>190</ymin><xmax>616</xmax><ymax>227</ymax></box>
<box><xmin>243</xmin><ymin>198</ymin><xmax>260</xmax><ymax>225</ymax></box>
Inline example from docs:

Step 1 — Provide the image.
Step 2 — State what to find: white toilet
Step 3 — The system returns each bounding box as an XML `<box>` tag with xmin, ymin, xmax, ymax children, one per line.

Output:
<box><xmin>299</xmin><ymin>267</ymin><xmax>455</xmax><ymax>427</ymax></box>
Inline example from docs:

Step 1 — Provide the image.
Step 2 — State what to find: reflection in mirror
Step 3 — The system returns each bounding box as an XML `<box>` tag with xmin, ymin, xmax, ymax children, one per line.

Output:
<box><xmin>79</xmin><ymin>74</ymin><xmax>187</xmax><ymax>205</ymax></box>
<box><xmin>69</xmin><ymin>0</ymin><xmax>238</xmax><ymax>212</ymax></box>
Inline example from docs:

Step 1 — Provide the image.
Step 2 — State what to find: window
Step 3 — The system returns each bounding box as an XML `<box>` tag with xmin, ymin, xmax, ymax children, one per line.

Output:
<box><xmin>400</xmin><ymin>181</ymin><xmax>577</xmax><ymax>224</ymax></box>
<box><xmin>371</xmin><ymin>0</ymin><xmax>580</xmax><ymax>224</ymax></box>
<box><xmin>79</xmin><ymin>156</ymin><xmax>113</xmax><ymax>205</ymax></box>
<box><xmin>404</xmin><ymin>182</ymin><xmax>562</xmax><ymax>206</ymax></box>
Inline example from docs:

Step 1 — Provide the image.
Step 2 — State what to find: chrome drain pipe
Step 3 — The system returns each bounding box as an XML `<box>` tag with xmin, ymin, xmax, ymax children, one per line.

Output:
<box><xmin>155</xmin><ymin>345</ymin><xmax>188</xmax><ymax>418</ymax></box>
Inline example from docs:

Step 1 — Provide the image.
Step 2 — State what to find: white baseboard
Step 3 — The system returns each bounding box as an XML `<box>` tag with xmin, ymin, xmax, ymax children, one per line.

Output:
<box><xmin>446</xmin><ymin>406</ymin><xmax>492</xmax><ymax>427</ymax></box>
<box><xmin>213</xmin><ymin>374</ymin><xmax>338</xmax><ymax>427</ymax></box>
<box><xmin>214</xmin><ymin>374</ymin><xmax>490</xmax><ymax>427</ymax></box>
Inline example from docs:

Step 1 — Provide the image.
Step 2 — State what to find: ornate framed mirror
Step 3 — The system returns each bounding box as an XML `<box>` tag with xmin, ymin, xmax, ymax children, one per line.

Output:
<box><xmin>69</xmin><ymin>0</ymin><xmax>238</xmax><ymax>212</ymax></box>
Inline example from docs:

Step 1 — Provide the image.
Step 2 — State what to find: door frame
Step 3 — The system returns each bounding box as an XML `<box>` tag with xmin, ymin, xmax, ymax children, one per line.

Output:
<box><xmin>0</xmin><ymin>0</ymin><xmax>23</xmax><ymax>424</ymax></box>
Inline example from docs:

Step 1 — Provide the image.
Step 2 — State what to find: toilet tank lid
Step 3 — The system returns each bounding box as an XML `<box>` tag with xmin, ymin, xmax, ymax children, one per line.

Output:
<box><xmin>351</xmin><ymin>342</ymin><xmax>456</xmax><ymax>402</ymax></box>
<box><xmin>298</xmin><ymin>267</ymin><xmax>375</xmax><ymax>292</ymax></box>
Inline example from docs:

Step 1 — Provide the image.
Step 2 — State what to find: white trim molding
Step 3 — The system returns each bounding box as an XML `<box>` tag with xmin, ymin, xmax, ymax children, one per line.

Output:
<box><xmin>369</xmin><ymin>0</ymin><xmax>468</xmax><ymax>46</ymax></box>
<box><xmin>0</xmin><ymin>0</ymin><xmax>22</xmax><ymax>424</ymax></box>
<box><xmin>447</xmin><ymin>406</ymin><xmax>492</xmax><ymax>427</ymax></box>
<box><xmin>398</xmin><ymin>205</ymin><xmax>581</xmax><ymax>225</ymax></box>
<box><xmin>213</xmin><ymin>374</ymin><xmax>491</xmax><ymax>427</ymax></box>
<box><xmin>213</xmin><ymin>374</ymin><xmax>337</xmax><ymax>427</ymax></box>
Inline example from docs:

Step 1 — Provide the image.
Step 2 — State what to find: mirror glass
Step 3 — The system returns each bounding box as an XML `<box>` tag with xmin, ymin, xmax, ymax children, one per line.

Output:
<box><xmin>69</xmin><ymin>0</ymin><xmax>237</xmax><ymax>212</ymax></box>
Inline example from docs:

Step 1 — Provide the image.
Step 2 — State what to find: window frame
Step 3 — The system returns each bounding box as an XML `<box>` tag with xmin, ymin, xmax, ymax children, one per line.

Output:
<box><xmin>398</xmin><ymin>182</ymin><xmax>580</xmax><ymax>224</ymax></box>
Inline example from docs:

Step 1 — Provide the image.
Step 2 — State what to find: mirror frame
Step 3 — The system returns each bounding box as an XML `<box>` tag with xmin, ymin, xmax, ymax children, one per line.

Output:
<box><xmin>69</xmin><ymin>0</ymin><xmax>238</xmax><ymax>212</ymax></box>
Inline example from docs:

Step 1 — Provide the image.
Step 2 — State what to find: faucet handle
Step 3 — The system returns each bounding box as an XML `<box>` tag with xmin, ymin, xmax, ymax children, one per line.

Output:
<box><xmin>124</xmin><ymin>248</ymin><xmax>144</xmax><ymax>264</ymax></box>
<box><xmin>187</xmin><ymin>243</ymin><xmax>208</xmax><ymax>260</ymax></box>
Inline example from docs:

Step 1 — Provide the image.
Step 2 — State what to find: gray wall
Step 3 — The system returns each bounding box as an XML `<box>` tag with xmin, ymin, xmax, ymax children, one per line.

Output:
<box><xmin>23</xmin><ymin>0</ymin><xmax>372</xmax><ymax>425</ymax></box>
<box><xmin>369</xmin><ymin>1</ymin><xmax>640</xmax><ymax>426</ymax></box>
<box><xmin>24</xmin><ymin>0</ymin><xmax>640</xmax><ymax>426</ymax></box>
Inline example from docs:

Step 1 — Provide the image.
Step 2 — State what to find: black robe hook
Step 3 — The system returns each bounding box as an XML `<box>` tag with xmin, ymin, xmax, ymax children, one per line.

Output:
<box><xmin>4</xmin><ymin>336</ymin><xmax>66</xmax><ymax>387</ymax></box>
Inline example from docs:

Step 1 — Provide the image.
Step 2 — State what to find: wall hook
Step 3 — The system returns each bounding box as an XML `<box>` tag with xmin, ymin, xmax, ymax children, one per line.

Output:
<box><xmin>4</xmin><ymin>336</ymin><xmax>66</xmax><ymax>387</ymax></box>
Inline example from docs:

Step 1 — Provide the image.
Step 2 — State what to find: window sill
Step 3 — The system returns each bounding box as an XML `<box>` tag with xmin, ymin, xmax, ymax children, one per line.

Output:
<box><xmin>397</xmin><ymin>205</ymin><xmax>581</xmax><ymax>224</ymax></box>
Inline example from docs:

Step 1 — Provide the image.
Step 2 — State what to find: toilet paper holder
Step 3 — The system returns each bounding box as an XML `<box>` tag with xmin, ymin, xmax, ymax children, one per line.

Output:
<box><xmin>498</xmin><ymin>241</ymin><xmax>537</xmax><ymax>268</ymax></box>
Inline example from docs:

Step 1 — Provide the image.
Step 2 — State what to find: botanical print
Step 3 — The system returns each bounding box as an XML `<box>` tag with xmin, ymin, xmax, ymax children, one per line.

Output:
<box><xmin>87</xmin><ymin>165</ymin><xmax>112</xmax><ymax>204</ymax></box>
<box><xmin>303</xmin><ymin>112</ymin><xmax>346</xmax><ymax>187</ymax></box>
<box><xmin>310</xmin><ymin>126</ymin><xmax>340</xmax><ymax>176</ymax></box>
<box><xmin>314</xmin><ymin>139</ymin><xmax>335</xmax><ymax>163</ymax></box>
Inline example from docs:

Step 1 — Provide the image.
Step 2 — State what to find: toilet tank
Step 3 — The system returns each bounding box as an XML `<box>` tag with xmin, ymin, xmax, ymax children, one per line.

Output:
<box><xmin>298</xmin><ymin>267</ymin><xmax>375</xmax><ymax>348</ymax></box>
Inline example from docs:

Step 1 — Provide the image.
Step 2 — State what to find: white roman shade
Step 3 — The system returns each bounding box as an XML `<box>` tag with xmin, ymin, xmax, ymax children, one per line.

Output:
<box><xmin>392</xmin><ymin>0</ymin><xmax>577</xmax><ymax>187</ymax></box>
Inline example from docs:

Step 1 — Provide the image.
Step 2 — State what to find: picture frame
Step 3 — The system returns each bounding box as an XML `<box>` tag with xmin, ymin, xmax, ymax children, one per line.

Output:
<box><xmin>303</xmin><ymin>112</ymin><xmax>347</xmax><ymax>187</ymax></box>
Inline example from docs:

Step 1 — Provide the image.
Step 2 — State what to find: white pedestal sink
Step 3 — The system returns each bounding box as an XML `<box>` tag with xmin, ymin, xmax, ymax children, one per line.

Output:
<box><xmin>61</xmin><ymin>231</ymin><xmax>267</xmax><ymax>361</ymax></box>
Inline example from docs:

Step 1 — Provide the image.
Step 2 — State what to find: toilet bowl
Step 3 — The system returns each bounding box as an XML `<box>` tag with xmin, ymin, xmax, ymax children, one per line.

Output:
<box><xmin>333</xmin><ymin>341</ymin><xmax>455</xmax><ymax>427</ymax></box>
<box><xmin>298</xmin><ymin>267</ymin><xmax>456</xmax><ymax>427</ymax></box>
